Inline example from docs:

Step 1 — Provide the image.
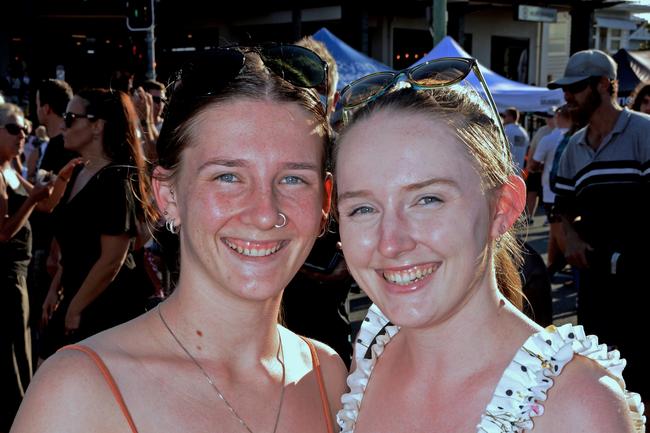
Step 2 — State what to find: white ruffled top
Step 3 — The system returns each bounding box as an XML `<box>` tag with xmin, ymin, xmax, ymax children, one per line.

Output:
<box><xmin>338</xmin><ymin>304</ymin><xmax>646</xmax><ymax>433</ymax></box>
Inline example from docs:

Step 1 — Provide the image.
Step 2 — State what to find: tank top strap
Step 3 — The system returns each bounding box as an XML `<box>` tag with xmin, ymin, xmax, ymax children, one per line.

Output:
<box><xmin>59</xmin><ymin>344</ymin><xmax>138</xmax><ymax>433</ymax></box>
<box><xmin>299</xmin><ymin>336</ymin><xmax>335</xmax><ymax>433</ymax></box>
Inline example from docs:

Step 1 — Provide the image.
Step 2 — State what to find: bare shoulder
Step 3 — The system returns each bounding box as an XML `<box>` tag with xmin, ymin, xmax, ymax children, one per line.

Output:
<box><xmin>10</xmin><ymin>346</ymin><xmax>129</xmax><ymax>433</ymax></box>
<box><xmin>306</xmin><ymin>338</ymin><xmax>349</xmax><ymax>418</ymax></box>
<box><xmin>534</xmin><ymin>354</ymin><xmax>637</xmax><ymax>433</ymax></box>
<box><xmin>309</xmin><ymin>338</ymin><xmax>348</xmax><ymax>381</ymax></box>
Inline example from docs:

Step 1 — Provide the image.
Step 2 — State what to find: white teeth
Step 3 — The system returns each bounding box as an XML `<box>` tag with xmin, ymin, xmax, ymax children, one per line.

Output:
<box><xmin>383</xmin><ymin>266</ymin><xmax>435</xmax><ymax>285</ymax></box>
<box><xmin>224</xmin><ymin>240</ymin><xmax>281</xmax><ymax>257</ymax></box>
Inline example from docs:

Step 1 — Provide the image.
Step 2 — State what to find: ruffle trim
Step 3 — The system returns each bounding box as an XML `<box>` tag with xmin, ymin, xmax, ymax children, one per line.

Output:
<box><xmin>337</xmin><ymin>305</ymin><xmax>646</xmax><ymax>433</ymax></box>
<box><xmin>477</xmin><ymin>323</ymin><xmax>646</xmax><ymax>432</ymax></box>
<box><xmin>338</xmin><ymin>304</ymin><xmax>399</xmax><ymax>433</ymax></box>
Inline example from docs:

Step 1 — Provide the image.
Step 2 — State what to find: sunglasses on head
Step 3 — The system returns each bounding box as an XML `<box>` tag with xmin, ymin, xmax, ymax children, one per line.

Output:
<box><xmin>63</xmin><ymin>112</ymin><xmax>97</xmax><ymax>128</ymax></box>
<box><xmin>167</xmin><ymin>44</ymin><xmax>328</xmax><ymax>106</ymax></box>
<box><xmin>340</xmin><ymin>57</ymin><xmax>507</xmax><ymax>147</ymax></box>
<box><xmin>2</xmin><ymin>123</ymin><xmax>29</xmax><ymax>136</ymax></box>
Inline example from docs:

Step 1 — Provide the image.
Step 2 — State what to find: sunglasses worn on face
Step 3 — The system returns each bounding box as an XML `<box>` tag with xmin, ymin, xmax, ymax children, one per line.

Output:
<box><xmin>63</xmin><ymin>112</ymin><xmax>97</xmax><ymax>128</ymax></box>
<box><xmin>167</xmin><ymin>44</ymin><xmax>328</xmax><ymax>105</ymax></box>
<box><xmin>152</xmin><ymin>96</ymin><xmax>165</xmax><ymax>104</ymax></box>
<box><xmin>561</xmin><ymin>77</ymin><xmax>598</xmax><ymax>94</ymax></box>
<box><xmin>2</xmin><ymin>123</ymin><xmax>29</xmax><ymax>136</ymax></box>
<box><xmin>340</xmin><ymin>57</ymin><xmax>507</xmax><ymax>147</ymax></box>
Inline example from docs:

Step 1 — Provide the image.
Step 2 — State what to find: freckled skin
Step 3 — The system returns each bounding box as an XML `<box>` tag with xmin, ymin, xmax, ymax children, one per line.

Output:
<box><xmin>336</xmin><ymin>110</ymin><xmax>494</xmax><ymax>329</ymax></box>
<box><xmin>171</xmin><ymin>99</ymin><xmax>329</xmax><ymax>305</ymax></box>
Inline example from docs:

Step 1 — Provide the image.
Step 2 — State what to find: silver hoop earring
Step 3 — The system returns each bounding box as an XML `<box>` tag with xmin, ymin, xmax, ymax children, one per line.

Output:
<box><xmin>274</xmin><ymin>212</ymin><xmax>287</xmax><ymax>229</ymax></box>
<box><xmin>166</xmin><ymin>218</ymin><xmax>179</xmax><ymax>234</ymax></box>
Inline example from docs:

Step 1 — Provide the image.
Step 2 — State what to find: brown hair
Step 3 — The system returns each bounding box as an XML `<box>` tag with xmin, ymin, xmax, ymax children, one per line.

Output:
<box><xmin>334</xmin><ymin>87</ymin><xmax>524</xmax><ymax>308</ymax></box>
<box><xmin>154</xmin><ymin>50</ymin><xmax>332</xmax><ymax>222</ymax></box>
<box><xmin>629</xmin><ymin>82</ymin><xmax>650</xmax><ymax>112</ymax></box>
<box><xmin>76</xmin><ymin>88</ymin><xmax>155</xmax><ymax>223</ymax></box>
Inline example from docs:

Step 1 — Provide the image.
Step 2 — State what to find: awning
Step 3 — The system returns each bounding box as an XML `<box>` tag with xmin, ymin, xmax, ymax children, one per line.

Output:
<box><xmin>595</xmin><ymin>17</ymin><xmax>637</xmax><ymax>31</ymax></box>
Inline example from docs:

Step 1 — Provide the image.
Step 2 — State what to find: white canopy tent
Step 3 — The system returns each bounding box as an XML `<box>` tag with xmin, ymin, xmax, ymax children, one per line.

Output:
<box><xmin>414</xmin><ymin>37</ymin><xmax>565</xmax><ymax>112</ymax></box>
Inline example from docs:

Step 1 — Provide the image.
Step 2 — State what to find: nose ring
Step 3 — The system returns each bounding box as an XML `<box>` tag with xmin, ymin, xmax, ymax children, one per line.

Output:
<box><xmin>274</xmin><ymin>212</ymin><xmax>288</xmax><ymax>229</ymax></box>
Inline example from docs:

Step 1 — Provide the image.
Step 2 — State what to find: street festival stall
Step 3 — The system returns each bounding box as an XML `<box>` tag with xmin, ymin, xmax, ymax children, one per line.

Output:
<box><xmin>313</xmin><ymin>29</ymin><xmax>563</xmax><ymax>113</ymax></box>
<box><xmin>414</xmin><ymin>36</ymin><xmax>565</xmax><ymax>113</ymax></box>
<box><xmin>612</xmin><ymin>48</ymin><xmax>650</xmax><ymax>105</ymax></box>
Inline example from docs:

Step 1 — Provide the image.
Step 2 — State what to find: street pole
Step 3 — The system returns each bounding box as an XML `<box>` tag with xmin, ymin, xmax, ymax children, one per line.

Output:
<box><xmin>432</xmin><ymin>0</ymin><xmax>447</xmax><ymax>46</ymax></box>
<box><xmin>126</xmin><ymin>0</ymin><xmax>156</xmax><ymax>80</ymax></box>
<box><xmin>146</xmin><ymin>25</ymin><xmax>156</xmax><ymax>80</ymax></box>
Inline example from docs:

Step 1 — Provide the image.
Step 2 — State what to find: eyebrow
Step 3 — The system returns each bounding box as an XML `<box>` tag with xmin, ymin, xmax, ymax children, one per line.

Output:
<box><xmin>198</xmin><ymin>158</ymin><xmax>320</xmax><ymax>172</ymax></box>
<box><xmin>338</xmin><ymin>177</ymin><xmax>459</xmax><ymax>202</ymax></box>
<box><xmin>198</xmin><ymin>158</ymin><xmax>248</xmax><ymax>172</ymax></box>
<box><xmin>404</xmin><ymin>177</ymin><xmax>459</xmax><ymax>192</ymax></box>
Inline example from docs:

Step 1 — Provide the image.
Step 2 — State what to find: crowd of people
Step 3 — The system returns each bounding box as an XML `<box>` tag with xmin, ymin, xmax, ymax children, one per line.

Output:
<box><xmin>0</xmin><ymin>39</ymin><xmax>647</xmax><ymax>433</ymax></box>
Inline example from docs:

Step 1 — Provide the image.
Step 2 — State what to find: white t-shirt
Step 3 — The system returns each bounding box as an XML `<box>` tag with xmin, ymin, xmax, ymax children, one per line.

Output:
<box><xmin>505</xmin><ymin>123</ymin><xmax>530</xmax><ymax>172</ymax></box>
<box><xmin>533</xmin><ymin>127</ymin><xmax>568</xmax><ymax>204</ymax></box>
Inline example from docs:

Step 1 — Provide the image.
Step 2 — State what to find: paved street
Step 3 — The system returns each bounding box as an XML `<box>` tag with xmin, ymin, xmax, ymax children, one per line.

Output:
<box><xmin>523</xmin><ymin>210</ymin><xmax>578</xmax><ymax>326</ymax></box>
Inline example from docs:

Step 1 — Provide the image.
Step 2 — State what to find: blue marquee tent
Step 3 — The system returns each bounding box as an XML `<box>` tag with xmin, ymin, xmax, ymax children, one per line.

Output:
<box><xmin>313</xmin><ymin>28</ymin><xmax>392</xmax><ymax>90</ymax></box>
<box><xmin>415</xmin><ymin>36</ymin><xmax>564</xmax><ymax>112</ymax></box>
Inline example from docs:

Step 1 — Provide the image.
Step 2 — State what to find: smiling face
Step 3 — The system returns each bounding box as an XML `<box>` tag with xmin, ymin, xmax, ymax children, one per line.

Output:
<box><xmin>162</xmin><ymin>98</ymin><xmax>331</xmax><ymax>302</ymax></box>
<box><xmin>336</xmin><ymin>109</ymin><xmax>496</xmax><ymax>328</ymax></box>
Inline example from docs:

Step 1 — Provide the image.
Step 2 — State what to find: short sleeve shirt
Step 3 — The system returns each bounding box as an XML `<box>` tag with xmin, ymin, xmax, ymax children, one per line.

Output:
<box><xmin>554</xmin><ymin>108</ymin><xmax>650</xmax><ymax>254</ymax></box>
<box><xmin>505</xmin><ymin>123</ymin><xmax>530</xmax><ymax>172</ymax></box>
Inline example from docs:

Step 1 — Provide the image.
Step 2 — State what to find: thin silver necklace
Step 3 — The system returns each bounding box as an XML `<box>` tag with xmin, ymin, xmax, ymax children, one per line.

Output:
<box><xmin>157</xmin><ymin>305</ymin><xmax>286</xmax><ymax>433</ymax></box>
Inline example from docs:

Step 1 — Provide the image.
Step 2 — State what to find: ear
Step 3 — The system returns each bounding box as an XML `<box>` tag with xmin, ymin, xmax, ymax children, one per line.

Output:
<box><xmin>152</xmin><ymin>166</ymin><xmax>181</xmax><ymax>225</ymax></box>
<box><xmin>322</xmin><ymin>172</ymin><xmax>333</xmax><ymax>217</ymax></box>
<box><xmin>42</xmin><ymin>103</ymin><xmax>53</xmax><ymax>116</ymax></box>
<box><xmin>490</xmin><ymin>175</ymin><xmax>526</xmax><ymax>240</ymax></box>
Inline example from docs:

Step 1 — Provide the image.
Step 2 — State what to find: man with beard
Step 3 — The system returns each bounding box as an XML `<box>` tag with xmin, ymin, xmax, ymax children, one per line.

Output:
<box><xmin>549</xmin><ymin>49</ymin><xmax>650</xmax><ymax>407</ymax></box>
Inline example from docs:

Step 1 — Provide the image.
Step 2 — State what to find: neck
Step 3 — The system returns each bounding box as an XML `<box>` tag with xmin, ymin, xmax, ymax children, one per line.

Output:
<box><xmin>80</xmin><ymin>146</ymin><xmax>110</xmax><ymax>171</ymax></box>
<box><xmin>394</xmin><ymin>272</ymin><xmax>537</xmax><ymax>382</ymax></box>
<box><xmin>158</xmin><ymin>279</ymin><xmax>283</xmax><ymax>365</ymax></box>
<box><xmin>46</xmin><ymin>115</ymin><xmax>64</xmax><ymax>137</ymax></box>
<box><xmin>589</xmin><ymin>99</ymin><xmax>621</xmax><ymax>136</ymax></box>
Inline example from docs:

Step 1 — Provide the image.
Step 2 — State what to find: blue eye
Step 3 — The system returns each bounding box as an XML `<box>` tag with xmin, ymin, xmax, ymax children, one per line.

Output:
<box><xmin>418</xmin><ymin>196</ymin><xmax>442</xmax><ymax>205</ymax></box>
<box><xmin>215</xmin><ymin>173</ymin><xmax>238</xmax><ymax>183</ymax></box>
<box><xmin>348</xmin><ymin>206</ymin><xmax>374</xmax><ymax>217</ymax></box>
<box><xmin>281</xmin><ymin>175</ymin><xmax>305</xmax><ymax>185</ymax></box>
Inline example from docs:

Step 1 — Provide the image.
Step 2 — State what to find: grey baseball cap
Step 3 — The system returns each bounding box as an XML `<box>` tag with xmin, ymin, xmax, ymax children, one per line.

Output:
<box><xmin>547</xmin><ymin>49</ymin><xmax>617</xmax><ymax>89</ymax></box>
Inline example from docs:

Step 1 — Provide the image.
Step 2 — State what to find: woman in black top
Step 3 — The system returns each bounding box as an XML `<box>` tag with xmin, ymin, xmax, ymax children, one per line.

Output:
<box><xmin>40</xmin><ymin>89</ymin><xmax>155</xmax><ymax>356</ymax></box>
<box><xmin>0</xmin><ymin>103</ymin><xmax>79</xmax><ymax>430</ymax></box>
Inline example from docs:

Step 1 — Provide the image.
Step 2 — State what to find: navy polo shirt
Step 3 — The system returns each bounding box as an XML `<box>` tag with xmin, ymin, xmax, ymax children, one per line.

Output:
<box><xmin>554</xmin><ymin>108</ymin><xmax>650</xmax><ymax>255</ymax></box>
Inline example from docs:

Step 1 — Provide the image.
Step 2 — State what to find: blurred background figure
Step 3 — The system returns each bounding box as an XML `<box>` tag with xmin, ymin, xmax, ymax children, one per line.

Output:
<box><xmin>0</xmin><ymin>102</ymin><xmax>76</xmax><ymax>431</ymax></box>
<box><xmin>629</xmin><ymin>81</ymin><xmax>650</xmax><ymax>114</ymax></box>
<box><xmin>524</xmin><ymin>108</ymin><xmax>556</xmax><ymax>222</ymax></box>
<box><xmin>142</xmin><ymin>79</ymin><xmax>166</xmax><ymax>133</ymax></box>
<box><xmin>24</xmin><ymin>126</ymin><xmax>50</xmax><ymax>183</ymax></box>
<box><xmin>529</xmin><ymin>105</ymin><xmax>573</xmax><ymax>279</ymax></box>
<box><xmin>501</xmin><ymin>107</ymin><xmax>530</xmax><ymax>178</ymax></box>
<box><xmin>28</xmin><ymin>79</ymin><xmax>77</xmax><ymax>363</ymax></box>
<box><xmin>39</xmin><ymin>89</ymin><xmax>156</xmax><ymax>360</ymax></box>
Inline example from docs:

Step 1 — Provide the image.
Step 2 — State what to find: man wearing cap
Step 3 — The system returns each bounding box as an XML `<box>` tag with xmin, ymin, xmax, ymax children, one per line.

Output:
<box><xmin>548</xmin><ymin>49</ymin><xmax>650</xmax><ymax>403</ymax></box>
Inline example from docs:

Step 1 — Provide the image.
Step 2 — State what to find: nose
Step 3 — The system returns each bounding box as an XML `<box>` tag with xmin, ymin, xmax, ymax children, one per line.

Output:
<box><xmin>377</xmin><ymin>209</ymin><xmax>416</xmax><ymax>259</ymax></box>
<box><xmin>241</xmin><ymin>186</ymin><xmax>282</xmax><ymax>231</ymax></box>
